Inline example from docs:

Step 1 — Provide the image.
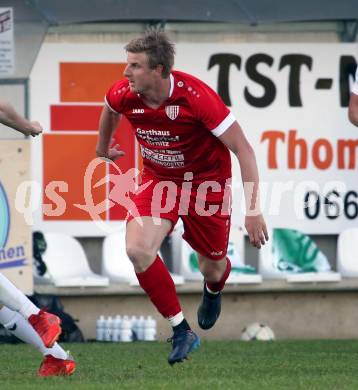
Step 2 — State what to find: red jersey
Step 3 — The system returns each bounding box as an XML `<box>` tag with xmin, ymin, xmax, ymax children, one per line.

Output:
<box><xmin>105</xmin><ymin>70</ymin><xmax>235</xmax><ymax>183</ymax></box>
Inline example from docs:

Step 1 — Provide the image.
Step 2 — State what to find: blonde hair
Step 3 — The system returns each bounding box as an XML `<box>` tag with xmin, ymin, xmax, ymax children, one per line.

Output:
<box><xmin>125</xmin><ymin>30</ymin><xmax>175</xmax><ymax>78</ymax></box>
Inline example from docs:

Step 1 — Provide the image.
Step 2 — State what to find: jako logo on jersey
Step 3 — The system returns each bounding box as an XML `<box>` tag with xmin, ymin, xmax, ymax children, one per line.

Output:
<box><xmin>132</xmin><ymin>108</ymin><xmax>145</xmax><ymax>114</ymax></box>
<box><xmin>165</xmin><ymin>105</ymin><xmax>180</xmax><ymax>120</ymax></box>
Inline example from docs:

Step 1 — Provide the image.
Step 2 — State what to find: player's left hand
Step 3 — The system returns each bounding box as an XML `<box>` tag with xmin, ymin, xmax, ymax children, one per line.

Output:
<box><xmin>245</xmin><ymin>214</ymin><xmax>269</xmax><ymax>249</ymax></box>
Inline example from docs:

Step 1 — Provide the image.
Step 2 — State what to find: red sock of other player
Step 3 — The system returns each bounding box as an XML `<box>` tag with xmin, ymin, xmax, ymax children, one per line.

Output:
<box><xmin>206</xmin><ymin>257</ymin><xmax>232</xmax><ymax>293</ymax></box>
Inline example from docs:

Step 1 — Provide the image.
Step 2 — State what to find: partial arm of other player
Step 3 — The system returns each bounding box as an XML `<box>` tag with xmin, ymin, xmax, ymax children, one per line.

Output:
<box><xmin>218</xmin><ymin>121</ymin><xmax>269</xmax><ymax>249</ymax></box>
<box><xmin>96</xmin><ymin>105</ymin><xmax>125</xmax><ymax>161</ymax></box>
<box><xmin>0</xmin><ymin>100</ymin><xmax>42</xmax><ymax>137</ymax></box>
<box><xmin>348</xmin><ymin>93</ymin><xmax>358</xmax><ymax>127</ymax></box>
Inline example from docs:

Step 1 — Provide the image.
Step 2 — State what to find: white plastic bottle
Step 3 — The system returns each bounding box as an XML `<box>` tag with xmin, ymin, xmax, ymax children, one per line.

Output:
<box><xmin>144</xmin><ymin>316</ymin><xmax>157</xmax><ymax>341</ymax></box>
<box><xmin>112</xmin><ymin>315</ymin><xmax>121</xmax><ymax>342</ymax></box>
<box><xmin>130</xmin><ymin>315</ymin><xmax>138</xmax><ymax>341</ymax></box>
<box><xmin>104</xmin><ymin>316</ymin><xmax>113</xmax><ymax>342</ymax></box>
<box><xmin>96</xmin><ymin>315</ymin><xmax>106</xmax><ymax>341</ymax></box>
<box><xmin>137</xmin><ymin>315</ymin><xmax>145</xmax><ymax>341</ymax></box>
<box><xmin>120</xmin><ymin>315</ymin><xmax>132</xmax><ymax>342</ymax></box>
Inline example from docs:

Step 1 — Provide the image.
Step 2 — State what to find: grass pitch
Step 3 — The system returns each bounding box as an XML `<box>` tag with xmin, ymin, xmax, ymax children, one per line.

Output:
<box><xmin>1</xmin><ymin>340</ymin><xmax>358</xmax><ymax>389</ymax></box>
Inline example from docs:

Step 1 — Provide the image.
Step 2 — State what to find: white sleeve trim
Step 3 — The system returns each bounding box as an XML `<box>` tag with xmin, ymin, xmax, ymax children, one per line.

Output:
<box><xmin>211</xmin><ymin>112</ymin><xmax>236</xmax><ymax>137</ymax></box>
<box><xmin>104</xmin><ymin>95</ymin><xmax>120</xmax><ymax>114</ymax></box>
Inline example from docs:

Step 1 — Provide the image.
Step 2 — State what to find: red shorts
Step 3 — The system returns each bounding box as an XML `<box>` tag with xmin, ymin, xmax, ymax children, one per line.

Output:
<box><xmin>127</xmin><ymin>172</ymin><xmax>232</xmax><ymax>260</ymax></box>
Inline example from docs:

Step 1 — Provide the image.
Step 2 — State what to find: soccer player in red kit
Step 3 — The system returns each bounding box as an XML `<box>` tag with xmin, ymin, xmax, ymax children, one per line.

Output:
<box><xmin>97</xmin><ymin>31</ymin><xmax>268</xmax><ymax>365</ymax></box>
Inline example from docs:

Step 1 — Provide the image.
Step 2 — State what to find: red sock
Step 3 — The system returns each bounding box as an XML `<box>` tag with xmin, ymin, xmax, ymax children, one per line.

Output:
<box><xmin>136</xmin><ymin>255</ymin><xmax>182</xmax><ymax>319</ymax></box>
<box><xmin>206</xmin><ymin>258</ymin><xmax>231</xmax><ymax>292</ymax></box>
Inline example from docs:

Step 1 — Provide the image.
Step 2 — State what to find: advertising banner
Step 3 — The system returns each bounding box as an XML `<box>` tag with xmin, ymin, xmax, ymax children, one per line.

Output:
<box><xmin>30</xmin><ymin>42</ymin><xmax>358</xmax><ymax>234</ymax></box>
<box><xmin>0</xmin><ymin>140</ymin><xmax>32</xmax><ymax>294</ymax></box>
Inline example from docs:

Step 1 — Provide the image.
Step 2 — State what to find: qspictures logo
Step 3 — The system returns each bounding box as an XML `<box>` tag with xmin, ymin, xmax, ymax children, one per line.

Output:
<box><xmin>0</xmin><ymin>181</ymin><xmax>27</xmax><ymax>269</ymax></box>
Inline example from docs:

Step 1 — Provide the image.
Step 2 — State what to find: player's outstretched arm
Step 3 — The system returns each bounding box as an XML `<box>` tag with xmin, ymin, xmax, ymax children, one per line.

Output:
<box><xmin>0</xmin><ymin>100</ymin><xmax>43</xmax><ymax>137</ymax></box>
<box><xmin>96</xmin><ymin>105</ymin><xmax>124</xmax><ymax>161</ymax></box>
<box><xmin>348</xmin><ymin>93</ymin><xmax>358</xmax><ymax>127</ymax></box>
<box><xmin>219</xmin><ymin>121</ymin><xmax>269</xmax><ymax>249</ymax></box>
